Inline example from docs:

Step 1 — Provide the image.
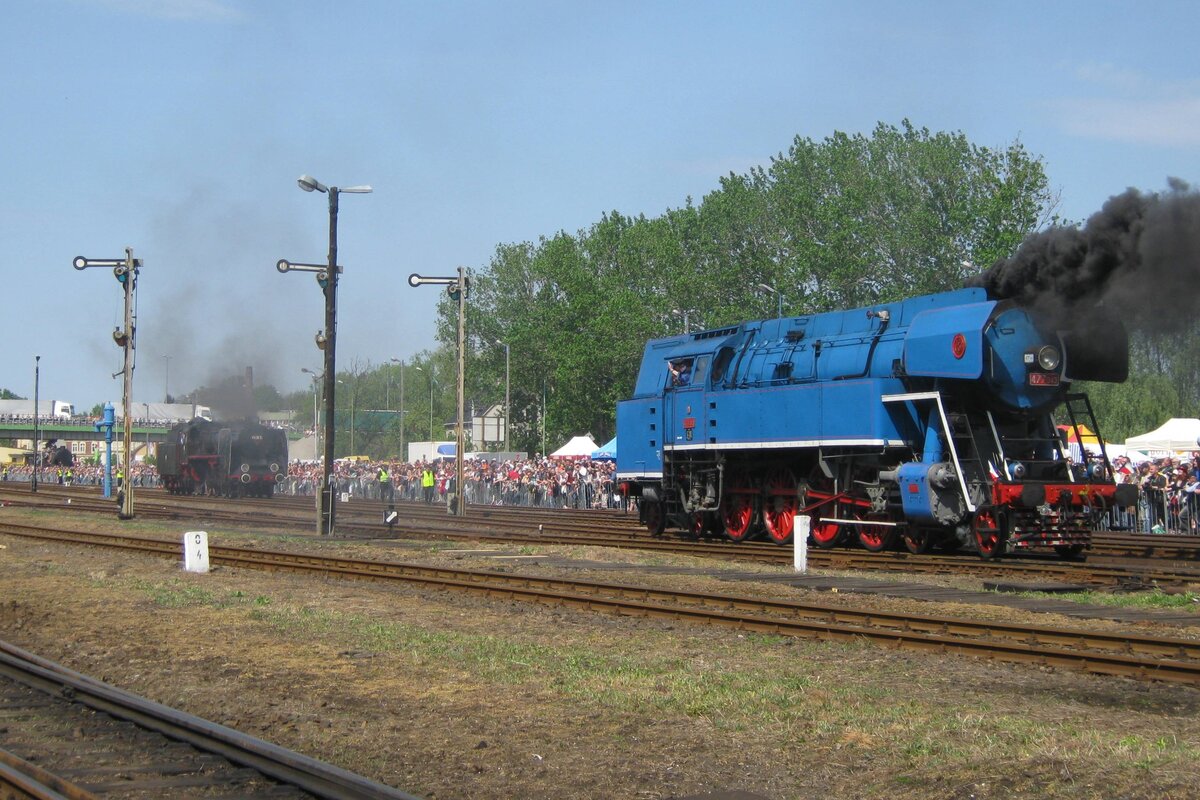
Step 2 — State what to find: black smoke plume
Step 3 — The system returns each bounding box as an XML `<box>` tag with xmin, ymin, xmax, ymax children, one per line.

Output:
<box><xmin>970</xmin><ymin>179</ymin><xmax>1200</xmax><ymax>381</ymax></box>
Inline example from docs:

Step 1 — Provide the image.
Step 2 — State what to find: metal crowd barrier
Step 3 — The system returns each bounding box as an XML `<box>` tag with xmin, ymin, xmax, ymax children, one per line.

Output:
<box><xmin>274</xmin><ymin>476</ymin><xmax>624</xmax><ymax>510</ymax></box>
<box><xmin>6</xmin><ymin>468</ymin><xmax>1194</xmax><ymax>534</ymax></box>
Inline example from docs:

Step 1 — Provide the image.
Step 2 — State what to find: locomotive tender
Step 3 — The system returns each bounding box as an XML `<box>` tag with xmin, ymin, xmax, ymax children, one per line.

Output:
<box><xmin>616</xmin><ymin>287</ymin><xmax>1135</xmax><ymax>558</ymax></box>
<box><xmin>159</xmin><ymin>417</ymin><xmax>288</xmax><ymax>498</ymax></box>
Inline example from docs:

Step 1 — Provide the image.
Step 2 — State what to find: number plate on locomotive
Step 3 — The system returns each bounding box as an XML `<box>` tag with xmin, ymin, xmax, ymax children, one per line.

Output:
<box><xmin>1028</xmin><ymin>372</ymin><xmax>1060</xmax><ymax>386</ymax></box>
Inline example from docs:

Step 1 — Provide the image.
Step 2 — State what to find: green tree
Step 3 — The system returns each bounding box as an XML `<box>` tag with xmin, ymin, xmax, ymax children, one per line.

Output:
<box><xmin>1077</xmin><ymin>372</ymin><xmax>1182</xmax><ymax>444</ymax></box>
<box><xmin>442</xmin><ymin>121</ymin><xmax>1057</xmax><ymax>446</ymax></box>
<box><xmin>1081</xmin><ymin>323</ymin><xmax>1200</xmax><ymax>443</ymax></box>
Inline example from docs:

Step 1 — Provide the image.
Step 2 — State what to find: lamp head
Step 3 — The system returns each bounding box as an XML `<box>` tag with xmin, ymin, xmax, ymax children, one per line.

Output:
<box><xmin>297</xmin><ymin>174</ymin><xmax>328</xmax><ymax>193</ymax></box>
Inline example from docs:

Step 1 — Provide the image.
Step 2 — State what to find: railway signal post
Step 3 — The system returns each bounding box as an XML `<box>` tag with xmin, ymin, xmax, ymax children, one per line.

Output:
<box><xmin>73</xmin><ymin>248</ymin><xmax>141</xmax><ymax>520</ymax></box>
<box><xmin>278</xmin><ymin>174</ymin><xmax>372</xmax><ymax>536</ymax></box>
<box><xmin>408</xmin><ymin>267</ymin><xmax>470</xmax><ymax>517</ymax></box>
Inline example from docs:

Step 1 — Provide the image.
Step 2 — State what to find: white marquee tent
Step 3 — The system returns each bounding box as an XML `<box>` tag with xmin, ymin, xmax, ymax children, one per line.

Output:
<box><xmin>1124</xmin><ymin>418</ymin><xmax>1200</xmax><ymax>456</ymax></box>
<box><xmin>550</xmin><ymin>435</ymin><xmax>599</xmax><ymax>459</ymax></box>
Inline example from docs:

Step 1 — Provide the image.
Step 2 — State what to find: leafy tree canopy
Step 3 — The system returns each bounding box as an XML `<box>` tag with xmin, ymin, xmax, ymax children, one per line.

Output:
<box><xmin>445</xmin><ymin>120</ymin><xmax>1059</xmax><ymax>452</ymax></box>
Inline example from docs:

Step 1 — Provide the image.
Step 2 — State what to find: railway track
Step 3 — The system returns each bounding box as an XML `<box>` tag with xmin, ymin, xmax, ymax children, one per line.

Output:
<box><xmin>3</xmin><ymin>520</ymin><xmax>1199</xmax><ymax>685</ymax></box>
<box><xmin>0</xmin><ymin>639</ymin><xmax>421</xmax><ymax>799</ymax></box>
<box><xmin>5</xmin><ymin>485</ymin><xmax>1200</xmax><ymax>589</ymax></box>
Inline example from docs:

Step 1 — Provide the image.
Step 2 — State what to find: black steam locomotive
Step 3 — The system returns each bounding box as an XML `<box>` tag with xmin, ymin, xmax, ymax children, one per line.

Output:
<box><xmin>159</xmin><ymin>418</ymin><xmax>288</xmax><ymax>498</ymax></box>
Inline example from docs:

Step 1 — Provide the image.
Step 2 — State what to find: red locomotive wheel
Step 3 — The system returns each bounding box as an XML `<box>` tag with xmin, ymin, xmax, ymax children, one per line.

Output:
<box><xmin>809</xmin><ymin>514</ymin><xmax>842</xmax><ymax>548</ymax></box>
<box><xmin>691</xmin><ymin>511</ymin><xmax>721</xmax><ymax>536</ymax></box>
<box><xmin>721</xmin><ymin>493</ymin><xmax>756</xmax><ymax>542</ymax></box>
<box><xmin>973</xmin><ymin>509</ymin><xmax>1006</xmax><ymax>559</ymax></box>
<box><xmin>901</xmin><ymin>527</ymin><xmax>932</xmax><ymax>554</ymax></box>
<box><xmin>762</xmin><ymin>469</ymin><xmax>797</xmax><ymax>545</ymax></box>
<box><xmin>856</xmin><ymin>513</ymin><xmax>896</xmax><ymax>552</ymax></box>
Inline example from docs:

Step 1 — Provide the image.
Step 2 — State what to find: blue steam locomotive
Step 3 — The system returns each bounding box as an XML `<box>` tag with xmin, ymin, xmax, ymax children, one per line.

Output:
<box><xmin>615</xmin><ymin>287</ymin><xmax>1134</xmax><ymax>558</ymax></box>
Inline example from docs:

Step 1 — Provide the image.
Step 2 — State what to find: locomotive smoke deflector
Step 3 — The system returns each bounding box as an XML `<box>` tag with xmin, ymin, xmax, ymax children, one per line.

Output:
<box><xmin>902</xmin><ymin>301</ymin><xmax>995</xmax><ymax>378</ymax></box>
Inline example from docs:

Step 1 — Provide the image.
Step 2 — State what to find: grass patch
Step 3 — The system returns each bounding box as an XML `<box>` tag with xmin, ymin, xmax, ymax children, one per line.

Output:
<box><xmin>1009</xmin><ymin>587</ymin><xmax>1199</xmax><ymax>610</ymax></box>
<box><xmin>150</xmin><ymin>589</ymin><xmax>1200</xmax><ymax>775</ymax></box>
<box><xmin>132</xmin><ymin>578</ymin><xmax>222</xmax><ymax>608</ymax></box>
<box><xmin>130</xmin><ymin>578</ymin><xmax>273</xmax><ymax>610</ymax></box>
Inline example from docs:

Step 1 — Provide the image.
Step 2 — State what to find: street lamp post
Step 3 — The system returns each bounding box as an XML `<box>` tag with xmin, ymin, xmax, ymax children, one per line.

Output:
<box><xmin>301</xmin><ymin>368</ymin><xmax>322</xmax><ymax>447</ymax></box>
<box><xmin>162</xmin><ymin>354</ymin><xmax>171</xmax><ymax>402</ymax></box>
<box><xmin>390</xmin><ymin>358</ymin><xmax>406</xmax><ymax>461</ymax></box>
<box><xmin>32</xmin><ymin>355</ymin><xmax>40</xmax><ymax>493</ymax></box>
<box><xmin>301</xmin><ymin>367</ymin><xmax>322</xmax><ymax>527</ymax></box>
<box><xmin>756</xmin><ymin>282</ymin><xmax>784</xmax><ymax>319</ymax></box>
<box><xmin>429</xmin><ymin>376</ymin><xmax>436</xmax><ymax>441</ymax></box>
<box><xmin>493</xmin><ymin>340</ymin><xmax>510</xmax><ymax>452</ymax></box>
<box><xmin>278</xmin><ymin>174</ymin><xmax>372</xmax><ymax>536</ymax></box>
<box><xmin>338</xmin><ymin>379</ymin><xmax>358</xmax><ymax>454</ymax></box>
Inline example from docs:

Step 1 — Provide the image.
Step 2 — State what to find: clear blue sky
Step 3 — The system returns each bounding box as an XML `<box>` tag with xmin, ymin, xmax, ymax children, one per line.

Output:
<box><xmin>3</xmin><ymin>0</ymin><xmax>1196</xmax><ymax>410</ymax></box>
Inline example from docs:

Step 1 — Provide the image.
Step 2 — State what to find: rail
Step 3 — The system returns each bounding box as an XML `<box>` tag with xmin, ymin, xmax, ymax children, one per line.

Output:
<box><xmin>3</xmin><ymin>523</ymin><xmax>1200</xmax><ymax>685</ymax></box>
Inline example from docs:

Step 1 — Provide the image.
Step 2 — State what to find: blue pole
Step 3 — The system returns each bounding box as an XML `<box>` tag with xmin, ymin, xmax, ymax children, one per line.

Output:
<box><xmin>94</xmin><ymin>402</ymin><xmax>116</xmax><ymax>497</ymax></box>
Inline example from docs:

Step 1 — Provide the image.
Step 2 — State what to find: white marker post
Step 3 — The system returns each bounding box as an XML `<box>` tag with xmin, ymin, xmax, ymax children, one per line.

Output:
<box><xmin>183</xmin><ymin>531</ymin><xmax>210</xmax><ymax>573</ymax></box>
<box><xmin>794</xmin><ymin>515</ymin><xmax>809</xmax><ymax>573</ymax></box>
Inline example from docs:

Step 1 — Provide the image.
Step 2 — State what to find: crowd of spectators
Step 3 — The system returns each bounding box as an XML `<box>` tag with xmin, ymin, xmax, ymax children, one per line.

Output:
<box><xmin>0</xmin><ymin>414</ymin><xmax>97</xmax><ymax>427</ymax></box>
<box><xmin>1111</xmin><ymin>451</ymin><xmax>1200</xmax><ymax>534</ymax></box>
<box><xmin>8</xmin><ymin>446</ymin><xmax>1200</xmax><ymax>532</ymax></box>
<box><xmin>0</xmin><ymin>462</ymin><xmax>158</xmax><ymax>487</ymax></box>
<box><xmin>0</xmin><ymin>455</ymin><xmax>622</xmax><ymax>510</ymax></box>
<box><xmin>281</xmin><ymin>457</ymin><xmax>622</xmax><ymax>510</ymax></box>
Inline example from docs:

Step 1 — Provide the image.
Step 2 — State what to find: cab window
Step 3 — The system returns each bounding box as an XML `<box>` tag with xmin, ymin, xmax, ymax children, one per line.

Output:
<box><xmin>667</xmin><ymin>358</ymin><xmax>694</xmax><ymax>387</ymax></box>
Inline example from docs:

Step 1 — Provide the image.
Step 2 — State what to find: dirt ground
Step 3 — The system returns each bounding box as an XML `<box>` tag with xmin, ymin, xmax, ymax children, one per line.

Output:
<box><xmin>2</xmin><ymin>507</ymin><xmax>1199</xmax><ymax>800</ymax></box>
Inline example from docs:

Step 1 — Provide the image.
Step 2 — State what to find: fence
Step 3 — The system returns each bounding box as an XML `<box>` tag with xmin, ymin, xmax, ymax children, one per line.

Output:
<box><xmin>275</xmin><ymin>475</ymin><xmax>627</xmax><ymax>511</ymax></box>
<box><xmin>6</xmin><ymin>467</ymin><xmax>1195</xmax><ymax>533</ymax></box>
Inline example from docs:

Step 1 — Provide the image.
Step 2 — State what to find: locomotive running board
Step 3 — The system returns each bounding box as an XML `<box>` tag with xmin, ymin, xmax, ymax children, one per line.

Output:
<box><xmin>880</xmin><ymin>391</ymin><xmax>977</xmax><ymax>514</ymax></box>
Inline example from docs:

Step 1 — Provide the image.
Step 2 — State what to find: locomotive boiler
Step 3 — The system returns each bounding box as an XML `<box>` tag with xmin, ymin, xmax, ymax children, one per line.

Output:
<box><xmin>615</xmin><ymin>287</ymin><xmax>1135</xmax><ymax>558</ymax></box>
<box><xmin>159</xmin><ymin>417</ymin><xmax>288</xmax><ymax>498</ymax></box>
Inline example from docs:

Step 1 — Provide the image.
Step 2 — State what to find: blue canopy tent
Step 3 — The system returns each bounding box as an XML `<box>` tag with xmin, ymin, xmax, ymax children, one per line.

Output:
<box><xmin>591</xmin><ymin>437</ymin><xmax>616</xmax><ymax>461</ymax></box>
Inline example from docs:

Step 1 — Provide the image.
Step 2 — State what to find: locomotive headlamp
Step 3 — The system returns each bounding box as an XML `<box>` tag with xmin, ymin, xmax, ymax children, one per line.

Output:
<box><xmin>1036</xmin><ymin>345</ymin><xmax>1061</xmax><ymax>371</ymax></box>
